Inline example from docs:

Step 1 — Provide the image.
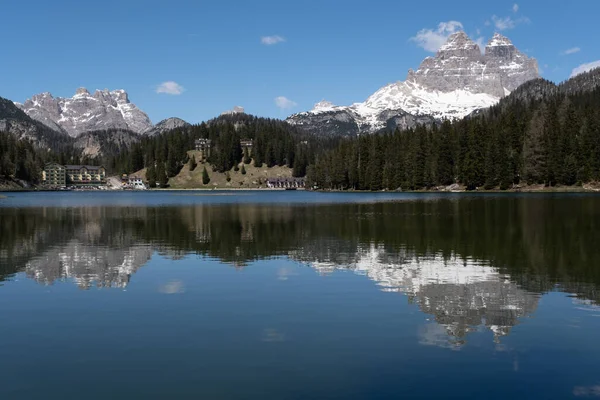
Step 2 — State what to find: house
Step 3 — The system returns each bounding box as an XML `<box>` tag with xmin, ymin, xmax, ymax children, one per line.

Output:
<box><xmin>240</xmin><ymin>139</ymin><xmax>253</xmax><ymax>149</ymax></box>
<box><xmin>65</xmin><ymin>165</ymin><xmax>106</xmax><ymax>185</ymax></box>
<box><xmin>194</xmin><ymin>138</ymin><xmax>212</xmax><ymax>158</ymax></box>
<box><xmin>42</xmin><ymin>163</ymin><xmax>67</xmax><ymax>187</ymax></box>
<box><xmin>127</xmin><ymin>175</ymin><xmax>146</xmax><ymax>190</ymax></box>
<box><xmin>266</xmin><ymin>177</ymin><xmax>306</xmax><ymax>189</ymax></box>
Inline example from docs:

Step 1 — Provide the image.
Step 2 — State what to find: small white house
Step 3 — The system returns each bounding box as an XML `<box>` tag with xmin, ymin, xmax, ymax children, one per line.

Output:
<box><xmin>127</xmin><ymin>176</ymin><xmax>147</xmax><ymax>190</ymax></box>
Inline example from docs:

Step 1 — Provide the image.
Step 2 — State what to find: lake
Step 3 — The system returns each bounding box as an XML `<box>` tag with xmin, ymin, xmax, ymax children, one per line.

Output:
<box><xmin>1</xmin><ymin>191</ymin><xmax>599</xmax><ymax>399</ymax></box>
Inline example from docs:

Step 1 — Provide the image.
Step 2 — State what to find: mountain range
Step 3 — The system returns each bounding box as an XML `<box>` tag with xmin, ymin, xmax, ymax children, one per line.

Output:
<box><xmin>15</xmin><ymin>88</ymin><xmax>190</xmax><ymax>138</ymax></box>
<box><xmin>286</xmin><ymin>32</ymin><xmax>539</xmax><ymax>136</ymax></box>
<box><xmin>2</xmin><ymin>31</ymin><xmax>597</xmax><ymax>155</ymax></box>
<box><xmin>0</xmin><ymin>88</ymin><xmax>190</xmax><ymax>156</ymax></box>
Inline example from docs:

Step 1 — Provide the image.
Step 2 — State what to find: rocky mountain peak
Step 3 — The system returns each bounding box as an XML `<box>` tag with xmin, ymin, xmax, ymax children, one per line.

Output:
<box><xmin>288</xmin><ymin>32</ymin><xmax>539</xmax><ymax>136</ymax></box>
<box><xmin>144</xmin><ymin>117</ymin><xmax>190</xmax><ymax>136</ymax></box>
<box><xmin>487</xmin><ymin>32</ymin><xmax>513</xmax><ymax>47</ymax></box>
<box><xmin>312</xmin><ymin>100</ymin><xmax>337</xmax><ymax>113</ymax></box>
<box><xmin>17</xmin><ymin>88</ymin><xmax>153</xmax><ymax>137</ymax></box>
<box><xmin>111</xmin><ymin>89</ymin><xmax>129</xmax><ymax>103</ymax></box>
<box><xmin>438</xmin><ymin>31</ymin><xmax>481</xmax><ymax>58</ymax></box>
<box><xmin>221</xmin><ymin>106</ymin><xmax>245</xmax><ymax>116</ymax></box>
<box><xmin>75</xmin><ymin>87</ymin><xmax>91</xmax><ymax>97</ymax></box>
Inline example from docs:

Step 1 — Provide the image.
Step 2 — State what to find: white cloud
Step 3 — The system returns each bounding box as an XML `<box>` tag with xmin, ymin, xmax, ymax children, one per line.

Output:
<box><xmin>491</xmin><ymin>14</ymin><xmax>529</xmax><ymax>30</ymax></box>
<box><xmin>512</xmin><ymin>3</ymin><xmax>519</xmax><ymax>13</ymax></box>
<box><xmin>274</xmin><ymin>96</ymin><xmax>297</xmax><ymax>109</ymax></box>
<box><xmin>410</xmin><ymin>21</ymin><xmax>464</xmax><ymax>52</ymax></box>
<box><xmin>570</xmin><ymin>60</ymin><xmax>600</xmax><ymax>77</ymax></box>
<box><xmin>491</xmin><ymin>15</ymin><xmax>516</xmax><ymax>30</ymax></box>
<box><xmin>562</xmin><ymin>47</ymin><xmax>581</xmax><ymax>55</ymax></box>
<box><xmin>158</xmin><ymin>280</ymin><xmax>185</xmax><ymax>294</ymax></box>
<box><xmin>156</xmin><ymin>81</ymin><xmax>185</xmax><ymax>95</ymax></box>
<box><xmin>261</xmin><ymin>35</ymin><xmax>285</xmax><ymax>45</ymax></box>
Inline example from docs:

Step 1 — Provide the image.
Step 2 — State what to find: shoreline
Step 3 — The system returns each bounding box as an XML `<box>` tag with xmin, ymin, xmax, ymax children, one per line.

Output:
<box><xmin>3</xmin><ymin>186</ymin><xmax>600</xmax><ymax>194</ymax></box>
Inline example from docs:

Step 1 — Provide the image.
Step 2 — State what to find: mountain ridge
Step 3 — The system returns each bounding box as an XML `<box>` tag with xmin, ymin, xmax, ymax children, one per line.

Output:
<box><xmin>287</xmin><ymin>31</ymin><xmax>539</xmax><ymax>136</ymax></box>
<box><xmin>16</xmin><ymin>88</ymin><xmax>154</xmax><ymax>137</ymax></box>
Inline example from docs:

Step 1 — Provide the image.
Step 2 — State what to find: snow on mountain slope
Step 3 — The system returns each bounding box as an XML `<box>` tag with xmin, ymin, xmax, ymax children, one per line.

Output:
<box><xmin>287</xmin><ymin>32</ymin><xmax>539</xmax><ymax>136</ymax></box>
<box><xmin>17</xmin><ymin>88</ymin><xmax>153</xmax><ymax>137</ymax></box>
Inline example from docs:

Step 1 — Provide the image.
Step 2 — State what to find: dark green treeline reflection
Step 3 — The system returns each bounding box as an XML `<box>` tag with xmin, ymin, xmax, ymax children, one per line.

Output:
<box><xmin>1</xmin><ymin>196</ymin><xmax>599</xmax><ymax>304</ymax></box>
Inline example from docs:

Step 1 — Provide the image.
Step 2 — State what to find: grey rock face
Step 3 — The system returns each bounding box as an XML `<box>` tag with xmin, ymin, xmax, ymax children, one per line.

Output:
<box><xmin>17</xmin><ymin>88</ymin><xmax>153</xmax><ymax>137</ymax></box>
<box><xmin>409</xmin><ymin>32</ymin><xmax>538</xmax><ymax>98</ymax></box>
<box><xmin>74</xmin><ymin>129</ymin><xmax>141</xmax><ymax>158</ymax></box>
<box><xmin>144</xmin><ymin>117</ymin><xmax>190</xmax><ymax>136</ymax></box>
<box><xmin>288</xmin><ymin>32</ymin><xmax>539</xmax><ymax>136</ymax></box>
<box><xmin>0</xmin><ymin>96</ymin><xmax>71</xmax><ymax>150</ymax></box>
<box><xmin>221</xmin><ymin>106</ymin><xmax>245</xmax><ymax>116</ymax></box>
<box><xmin>287</xmin><ymin>108</ymin><xmax>361</xmax><ymax>137</ymax></box>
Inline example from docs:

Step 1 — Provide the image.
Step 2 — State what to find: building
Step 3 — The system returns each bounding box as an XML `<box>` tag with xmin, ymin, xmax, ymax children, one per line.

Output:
<box><xmin>240</xmin><ymin>139</ymin><xmax>253</xmax><ymax>150</ymax></box>
<box><xmin>65</xmin><ymin>165</ymin><xmax>106</xmax><ymax>185</ymax></box>
<box><xmin>127</xmin><ymin>175</ymin><xmax>146</xmax><ymax>190</ymax></box>
<box><xmin>195</xmin><ymin>138</ymin><xmax>212</xmax><ymax>158</ymax></box>
<box><xmin>42</xmin><ymin>163</ymin><xmax>67</xmax><ymax>187</ymax></box>
<box><xmin>266</xmin><ymin>177</ymin><xmax>305</xmax><ymax>189</ymax></box>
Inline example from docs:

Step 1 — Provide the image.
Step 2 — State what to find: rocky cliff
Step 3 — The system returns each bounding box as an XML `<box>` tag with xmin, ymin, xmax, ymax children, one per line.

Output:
<box><xmin>144</xmin><ymin>117</ymin><xmax>190</xmax><ymax>136</ymax></box>
<box><xmin>17</xmin><ymin>88</ymin><xmax>154</xmax><ymax>137</ymax></box>
<box><xmin>287</xmin><ymin>32</ymin><xmax>539</xmax><ymax>136</ymax></box>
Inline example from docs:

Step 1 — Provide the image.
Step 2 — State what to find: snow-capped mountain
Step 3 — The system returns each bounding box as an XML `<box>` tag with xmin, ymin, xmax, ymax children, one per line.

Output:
<box><xmin>17</xmin><ymin>87</ymin><xmax>154</xmax><ymax>137</ymax></box>
<box><xmin>287</xmin><ymin>32</ymin><xmax>539</xmax><ymax>136</ymax></box>
<box><xmin>25</xmin><ymin>242</ymin><xmax>153</xmax><ymax>289</ymax></box>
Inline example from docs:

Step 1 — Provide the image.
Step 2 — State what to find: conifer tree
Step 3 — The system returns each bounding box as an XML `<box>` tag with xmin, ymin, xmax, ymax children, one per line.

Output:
<box><xmin>243</xmin><ymin>147</ymin><xmax>251</xmax><ymax>164</ymax></box>
<box><xmin>157</xmin><ymin>162</ymin><xmax>168</xmax><ymax>187</ymax></box>
<box><xmin>146</xmin><ymin>164</ymin><xmax>157</xmax><ymax>188</ymax></box>
<box><xmin>522</xmin><ymin>108</ymin><xmax>546</xmax><ymax>184</ymax></box>
<box><xmin>202</xmin><ymin>166</ymin><xmax>210</xmax><ymax>185</ymax></box>
<box><xmin>188</xmin><ymin>154</ymin><xmax>197</xmax><ymax>171</ymax></box>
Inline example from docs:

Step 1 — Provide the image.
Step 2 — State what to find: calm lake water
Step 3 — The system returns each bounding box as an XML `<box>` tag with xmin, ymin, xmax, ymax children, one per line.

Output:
<box><xmin>1</xmin><ymin>191</ymin><xmax>600</xmax><ymax>399</ymax></box>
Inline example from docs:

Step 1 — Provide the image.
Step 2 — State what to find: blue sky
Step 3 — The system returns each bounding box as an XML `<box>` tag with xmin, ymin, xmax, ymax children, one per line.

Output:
<box><xmin>2</xmin><ymin>0</ymin><xmax>598</xmax><ymax>124</ymax></box>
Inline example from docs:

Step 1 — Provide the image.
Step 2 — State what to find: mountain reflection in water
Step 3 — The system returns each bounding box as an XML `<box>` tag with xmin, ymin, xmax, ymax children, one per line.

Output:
<box><xmin>1</xmin><ymin>196</ymin><xmax>599</xmax><ymax>347</ymax></box>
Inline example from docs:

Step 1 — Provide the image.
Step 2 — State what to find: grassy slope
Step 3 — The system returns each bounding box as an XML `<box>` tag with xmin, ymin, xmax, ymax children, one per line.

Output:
<box><xmin>167</xmin><ymin>150</ymin><xmax>294</xmax><ymax>189</ymax></box>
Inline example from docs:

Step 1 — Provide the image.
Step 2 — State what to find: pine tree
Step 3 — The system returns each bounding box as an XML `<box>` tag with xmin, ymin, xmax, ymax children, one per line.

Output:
<box><xmin>202</xmin><ymin>166</ymin><xmax>210</xmax><ymax>185</ymax></box>
<box><xmin>522</xmin><ymin>108</ymin><xmax>546</xmax><ymax>184</ymax></box>
<box><xmin>188</xmin><ymin>154</ymin><xmax>197</xmax><ymax>171</ymax></box>
<box><xmin>157</xmin><ymin>162</ymin><xmax>169</xmax><ymax>187</ymax></box>
<box><xmin>131</xmin><ymin>145</ymin><xmax>144</xmax><ymax>172</ymax></box>
<box><xmin>166</xmin><ymin>150</ymin><xmax>178</xmax><ymax>177</ymax></box>
<box><xmin>146</xmin><ymin>164</ymin><xmax>157</xmax><ymax>188</ymax></box>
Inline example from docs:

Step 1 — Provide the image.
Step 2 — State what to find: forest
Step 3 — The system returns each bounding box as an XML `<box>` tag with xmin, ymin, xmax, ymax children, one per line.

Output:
<box><xmin>108</xmin><ymin>113</ymin><xmax>336</xmax><ymax>187</ymax></box>
<box><xmin>307</xmin><ymin>72</ymin><xmax>600</xmax><ymax>190</ymax></box>
<box><xmin>0</xmin><ymin>113</ymin><xmax>335</xmax><ymax>186</ymax></box>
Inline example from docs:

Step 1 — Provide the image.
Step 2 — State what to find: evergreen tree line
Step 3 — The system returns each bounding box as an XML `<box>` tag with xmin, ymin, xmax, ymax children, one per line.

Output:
<box><xmin>0</xmin><ymin>113</ymin><xmax>339</xmax><ymax>186</ymax></box>
<box><xmin>108</xmin><ymin>114</ymin><xmax>336</xmax><ymax>185</ymax></box>
<box><xmin>0</xmin><ymin>133</ymin><xmax>46</xmax><ymax>183</ymax></box>
<box><xmin>307</xmin><ymin>77</ymin><xmax>600</xmax><ymax>190</ymax></box>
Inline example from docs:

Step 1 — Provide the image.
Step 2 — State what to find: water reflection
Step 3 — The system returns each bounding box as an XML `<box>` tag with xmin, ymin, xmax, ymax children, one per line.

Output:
<box><xmin>1</xmin><ymin>197</ymin><xmax>599</xmax><ymax>347</ymax></box>
<box><xmin>297</xmin><ymin>243</ymin><xmax>539</xmax><ymax>345</ymax></box>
